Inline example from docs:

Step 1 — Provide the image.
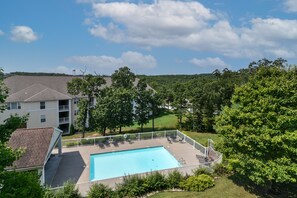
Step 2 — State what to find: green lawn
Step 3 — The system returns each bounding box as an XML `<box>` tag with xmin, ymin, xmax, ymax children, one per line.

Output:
<box><xmin>122</xmin><ymin>113</ymin><xmax>178</xmax><ymax>132</ymax></box>
<box><xmin>149</xmin><ymin>177</ymin><xmax>257</xmax><ymax>198</ymax></box>
<box><xmin>182</xmin><ymin>131</ymin><xmax>221</xmax><ymax>146</ymax></box>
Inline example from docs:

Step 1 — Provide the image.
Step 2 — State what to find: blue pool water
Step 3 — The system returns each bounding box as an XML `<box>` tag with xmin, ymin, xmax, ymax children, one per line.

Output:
<box><xmin>90</xmin><ymin>146</ymin><xmax>180</xmax><ymax>181</ymax></box>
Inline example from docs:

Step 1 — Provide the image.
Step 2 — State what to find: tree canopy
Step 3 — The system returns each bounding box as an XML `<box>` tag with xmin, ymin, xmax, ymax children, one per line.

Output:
<box><xmin>215</xmin><ymin>64</ymin><xmax>297</xmax><ymax>191</ymax></box>
<box><xmin>67</xmin><ymin>74</ymin><xmax>106</xmax><ymax>137</ymax></box>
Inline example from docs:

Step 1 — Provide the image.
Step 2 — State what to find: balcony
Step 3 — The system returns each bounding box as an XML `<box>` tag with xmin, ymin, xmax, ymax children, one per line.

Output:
<box><xmin>59</xmin><ymin>117</ymin><xmax>69</xmax><ymax>124</ymax></box>
<box><xmin>59</xmin><ymin>105</ymin><xmax>69</xmax><ymax>111</ymax></box>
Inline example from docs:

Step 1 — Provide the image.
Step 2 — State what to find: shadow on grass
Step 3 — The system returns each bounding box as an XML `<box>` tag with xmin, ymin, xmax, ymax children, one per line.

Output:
<box><xmin>228</xmin><ymin>174</ymin><xmax>297</xmax><ymax>198</ymax></box>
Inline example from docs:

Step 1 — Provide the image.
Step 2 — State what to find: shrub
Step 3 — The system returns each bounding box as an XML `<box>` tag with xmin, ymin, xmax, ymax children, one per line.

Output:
<box><xmin>114</xmin><ymin>175</ymin><xmax>145</xmax><ymax>197</ymax></box>
<box><xmin>65</xmin><ymin>142</ymin><xmax>79</xmax><ymax>147</ymax></box>
<box><xmin>166</xmin><ymin>170</ymin><xmax>184</xmax><ymax>189</ymax></box>
<box><xmin>54</xmin><ymin>181</ymin><xmax>82</xmax><ymax>198</ymax></box>
<box><xmin>143</xmin><ymin>172</ymin><xmax>167</xmax><ymax>192</ymax></box>
<box><xmin>213</xmin><ymin>163</ymin><xmax>231</xmax><ymax>176</ymax></box>
<box><xmin>43</xmin><ymin>190</ymin><xmax>55</xmax><ymax>198</ymax></box>
<box><xmin>81</xmin><ymin>139</ymin><xmax>94</xmax><ymax>145</ymax></box>
<box><xmin>87</xmin><ymin>183</ymin><xmax>113</xmax><ymax>198</ymax></box>
<box><xmin>179</xmin><ymin>174</ymin><xmax>215</xmax><ymax>192</ymax></box>
<box><xmin>193</xmin><ymin>167</ymin><xmax>213</xmax><ymax>177</ymax></box>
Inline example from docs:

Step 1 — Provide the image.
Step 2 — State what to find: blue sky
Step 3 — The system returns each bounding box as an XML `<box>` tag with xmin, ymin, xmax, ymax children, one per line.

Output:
<box><xmin>0</xmin><ymin>0</ymin><xmax>297</xmax><ymax>75</ymax></box>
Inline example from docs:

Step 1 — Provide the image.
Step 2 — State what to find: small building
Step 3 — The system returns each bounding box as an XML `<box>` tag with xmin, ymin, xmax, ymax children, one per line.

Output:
<box><xmin>7</xmin><ymin>127</ymin><xmax>63</xmax><ymax>185</ymax></box>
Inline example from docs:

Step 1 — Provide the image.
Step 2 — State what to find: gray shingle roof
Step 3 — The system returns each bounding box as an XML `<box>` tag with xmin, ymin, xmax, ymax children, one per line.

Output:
<box><xmin>8</xmin><ymin>127</ymin><xmax>55</xmax><ymax>170</ymax></box>
<box><xmin>4</xmin><ymin>75</ymin><xmax>153</xmax><ymax>102</ymax></box>
<box><xmin>4</xmin><ymin>75</ymin><xmax>111</xmax><ymax>102</ymax></box>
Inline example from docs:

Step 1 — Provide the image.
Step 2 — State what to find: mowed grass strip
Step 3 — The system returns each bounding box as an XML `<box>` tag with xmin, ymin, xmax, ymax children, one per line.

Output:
<box><xmin>149</xmin><ymin>177</ymin><xmax>257</xmax><ymax>198</ymax></box>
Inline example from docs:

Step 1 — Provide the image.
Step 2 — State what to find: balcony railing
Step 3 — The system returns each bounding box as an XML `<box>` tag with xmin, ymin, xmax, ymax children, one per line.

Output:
<box><xmin>59</xmin><ymin>117</ymin><xmax>69</xmax><ymax>124</ymax></box>
<box><xmin>59</xmin><ymin>105</ymin><xmax>69</xmax><ymax>111</ymax></box>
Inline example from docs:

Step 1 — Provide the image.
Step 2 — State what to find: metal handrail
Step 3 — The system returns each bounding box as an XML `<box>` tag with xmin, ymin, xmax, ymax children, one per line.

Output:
<box><xmin>59</xmin><ymin>105</ymin><xmax>69</xmax><ymax>111</ymax></box>
<box><xmin>59</xmin><ymin>117</ymin><xmax>69</xmax><ymax>123</ymax></box>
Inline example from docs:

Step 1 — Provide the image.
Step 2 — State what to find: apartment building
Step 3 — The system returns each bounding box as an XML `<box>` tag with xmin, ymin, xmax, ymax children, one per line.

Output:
<box><xmin>1</xmin><ymin>75</ymin><xmax>150</xmax><ymax>134</ymax></box>
<box><xmin>0</xmin><ymin>75</ymin><xmax>110</xmax><ymax>134</ymax></box>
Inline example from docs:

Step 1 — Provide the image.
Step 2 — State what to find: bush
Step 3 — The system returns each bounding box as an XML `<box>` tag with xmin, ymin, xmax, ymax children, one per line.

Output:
<box><xmin>166</xmin><ymin>170</ymin><xmax>184</xmax><ymax>189</ymax></box>
<box><xmin>54</xmin><ymin>181</ymin><xmax>82</xmax><ymax>198</ymax></box>
<box><xmin>87</xmin><ymin>183</ymin><xmax>113</xmax><ymax>198</ymax></box>
<box><xmin>213</xmin><ymin>163</ymin><xmax>231</xmax><ymax>176</ymax></box>
<box><xmin>80</xmin><ymin>139</ymin><xmax>94</xmax><ymax>145</ymax></box>
<box><xmin>193</xmin><ymin>167</ymin><xmax>213</xmax><ymax>177</ymax></box>
<box><xmin>179</xmin><ymin>174</ymin><xmax>215</xmax><ymax>192</ymax></box>
<box><xmin>0</xmin><ymin>171</ymin><xmax>45</xmax><ymax>198</ymax></box>
<box><xmin>65</xmin><ymin>141</ymin><xmax>79</xmax><ymax>147</ymax></box>
<box><xmin>114</xmin><ymin>175</ymin><xmax>145</xmax><ymax>197</ymax></box>
<box><xmin>143</xmin><ymin>172</ymin><xmax>167</xmax><ymax>192</ymax></box>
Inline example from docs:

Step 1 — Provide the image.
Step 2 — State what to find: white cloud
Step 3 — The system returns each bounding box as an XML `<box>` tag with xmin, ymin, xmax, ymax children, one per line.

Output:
<box><xmin>284</xmin><ymin>0</ymin><xmax>297</xmax><ymax>12</ymax></box>
<box><xmin>83</xmin><ymin>1</ymin><xmax>297</xmax><ymax>59</ymax></box>
<box><xmin>67</xmin><ymin>51</ymin><xmax>157</xmax><ymax>74</ymax></box>
<box><xmin>190</xmin><ymin>57</ymin><xmax>228</xmax><ymax>69</ymax></box>
<box><xmin>10</xmin><ymin>26</ymin><xmax>39</xmax><ymax>43</ymax></box>
<box><xmin>55</xmin><ymin>66</ymin><xmax>76</xmax><ymax>74</ymax></box>
<box><xmin>0</xmin><ymin>30</ymin><xmax>4</xmax><ymax>36</ymax></box>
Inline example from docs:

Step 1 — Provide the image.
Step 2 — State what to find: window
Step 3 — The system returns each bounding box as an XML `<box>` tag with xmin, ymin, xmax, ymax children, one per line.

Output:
<box><xmin>74</xmin><ymin>109</ymin><xmax>79</xmax><ymax>116</ymax></box>
<box><xmin>74</xmin><ymin>98</ymin><xmax>79</xmax><ymax>104</ymax></box>
<box><xmin>7</xmin><ymin>102</ymin><xmax>21</xmax><ymax>110</ymax></box>
<box><xmin>40</xmin><ymin>101</ymin><xmax>46</xmax><ymax>109</ymax></box>
<box><xmin>40</xmin><ymin>115</ymin><xmax>46</xmax><ymax>123</ymax></box>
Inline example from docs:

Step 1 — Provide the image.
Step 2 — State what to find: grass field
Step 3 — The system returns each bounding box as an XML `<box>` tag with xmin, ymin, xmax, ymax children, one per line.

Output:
<box><xmin>149</xmin><ymin>177</ymin><xmax>257</xmax><ymax>198</ymax></box>
<box><xmin>63</xmin><ymin>113</ymin><xmax>178</xmax><ymax>139</ymax></box>
<box><xmin>182</xmin><ymin>131</ymin><xmax>221</xmax><ymax>146</ymax></box>
<box><xmin>122</xmin><ymin>113</ymin><xmax>178</xmax><ymax>132</ymax></box>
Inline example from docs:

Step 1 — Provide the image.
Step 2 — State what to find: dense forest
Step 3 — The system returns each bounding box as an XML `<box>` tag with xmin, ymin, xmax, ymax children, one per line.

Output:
<box><xmin>139</xmin><ymin>58</ymin><xmax>288</xmax><ymax>132</ymax></box>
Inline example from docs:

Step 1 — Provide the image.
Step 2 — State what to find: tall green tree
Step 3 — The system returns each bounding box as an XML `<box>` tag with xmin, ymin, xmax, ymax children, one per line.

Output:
<box><xmin>0</xmin><ymin>69</ymin><xmax>8</xmax><ymax>115</ymax></box>
<box><xmin>67</xmin><ymin>74</ymin><xmax>106</xmax><ymax>137</ymax></box>
<box><xmin>135</xmin><ymin>79</ymin><xmax>151</xmax><ymax>132</ymax></box>
<box><xmin>113</xmin><ymin>88</ymin><xmax>134</xmax><ymax>133</ymax></box>
<box><xmin>148</xmin><ymin>91</ymin><xmax>162</xmax><ymax>131</ymax></box>
<box><xmin>111</xmin><ymin>66</ymin><xmax>136</xmax><ymax>89</ymax></box>
<box><xmin>110</xmin><ymin>67</ymin><xmax>136</xmax><ymax>133</ymax></box>
<box><xmin>92</xmin><ymin>88</ymin><xmax>117</xmax><ymax>135</ymax></box>
<box><xmin>75</xmin><ymin>98</ymin><xmax>89</xmax><ymax>134</ymax></box>
<box><xmin>172</xmin><ymin>83</ymin><xmax>188</xmax><ymax>129</ymax></box>
<box><xmin>215</xmin><ymin>63</ymin><xmax>297</xmax><ymax>193</ymax></box>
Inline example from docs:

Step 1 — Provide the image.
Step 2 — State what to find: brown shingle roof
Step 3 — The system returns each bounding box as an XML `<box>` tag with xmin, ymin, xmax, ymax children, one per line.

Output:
<box><xmin>8</xmin><ymin>127</ymin><xmax>55</xmax><ymax>170</ymax></box>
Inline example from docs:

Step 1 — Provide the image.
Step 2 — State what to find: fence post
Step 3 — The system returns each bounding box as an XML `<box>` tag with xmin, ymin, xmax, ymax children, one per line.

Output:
<box><xmin>138</xmin><ymin>133</ymin><xmax>140</xmax><ymax>141</ymax></box>
<box><xmin>151</xmin><ymin>132</ymin><xmax>153</xmax><ymax>140</ymax></box>
<box><xmin>164</xmin><ymin>131</ymin><xmax>166</xmax><ymax>138</ymax></box>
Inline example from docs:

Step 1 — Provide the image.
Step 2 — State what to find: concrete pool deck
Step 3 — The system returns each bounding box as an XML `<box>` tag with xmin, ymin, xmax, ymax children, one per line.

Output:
<box><xmin>47</xmin><ymin>137</ymin><xmax>208</xmax><ymax>195</ymax></box>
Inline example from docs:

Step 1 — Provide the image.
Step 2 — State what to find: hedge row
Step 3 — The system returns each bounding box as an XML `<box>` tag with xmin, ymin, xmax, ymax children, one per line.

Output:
<box><xmin>46</xmin><ymin>165</ymin><xmax>231</xmax><ymax>198</ymax></box>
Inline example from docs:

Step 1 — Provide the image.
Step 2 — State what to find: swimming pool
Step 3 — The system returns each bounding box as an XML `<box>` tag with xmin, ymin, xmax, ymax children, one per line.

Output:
<box><xmin>90</xmin><ymin>146</ymin><xmax>180</xmax><ymax>181</ymax></box>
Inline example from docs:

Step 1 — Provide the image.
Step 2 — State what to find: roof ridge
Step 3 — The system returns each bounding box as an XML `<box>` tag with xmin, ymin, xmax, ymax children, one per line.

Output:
<box><xmin>8</xmin><ymin>83</ymin><xmax>46</xmax><ymax>97</ymax></box>
<box><xmin>24</xmin><ymin>87</ymin><xmax>49</xmax><ymax>102</ymax></box>
<box><xmin>24</xmin><ymin>86</ymin><xmax>71</xmax><ymax>102</ymax></box>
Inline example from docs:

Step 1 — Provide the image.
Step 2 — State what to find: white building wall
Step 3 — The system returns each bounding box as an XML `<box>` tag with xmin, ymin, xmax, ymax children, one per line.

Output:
<box><xmin>26</xmin><ymin>101</ymin><xmax>58</xmax><ymax>129</ymax></box>
<box><xmin>0</xmin><ymin>101</ymin><xmax>59</xmax><ymax>129</ymax></box>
